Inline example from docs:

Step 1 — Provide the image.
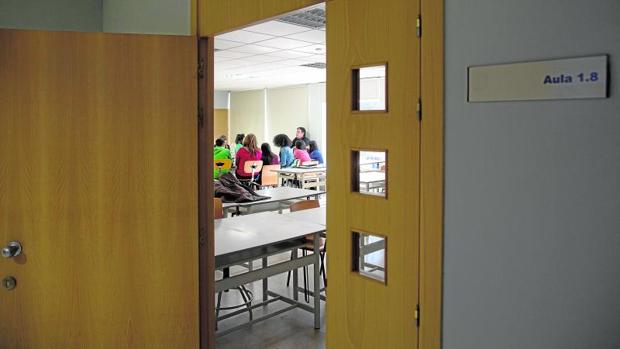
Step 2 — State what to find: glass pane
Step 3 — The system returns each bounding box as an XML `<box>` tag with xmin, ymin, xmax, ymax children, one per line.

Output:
<box><xmin>352</xmin><ymin>231</ymin><xmax>386</xmax><ymax>283</ymax></box>
<box><xmin>353</xmin><ymin>65</ymin><xmax>387</xmax><ymax>111</ymax></box>
<box><xmin>351</xmin><ymin>150</ymin><xmax>387</xmax><ymax>197</ymax></box>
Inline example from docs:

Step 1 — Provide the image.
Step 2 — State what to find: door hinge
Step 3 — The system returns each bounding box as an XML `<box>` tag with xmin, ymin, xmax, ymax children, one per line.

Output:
<box><xmin>416</xmin><ymin>98</ymin><xmax>422</xmax><ymax>121</ymax></box>
<box><xmin>198</xmin><ymin>107</ymin><xmax>205</xmax><ymax>128</ymax></box>
<box><xmin>414</xmin><ymin>304</ymin><xmax>420</xmax><ymax>327</ymax></box>
<box><xmin>416</xmin><ymin>15</ymin><xmax>422</xmax><ymax>38</ymax></box>
<box><xmin>198</xmin><ymin>58</ymin><xmax>205</xmax><ymax>79</ymax></box>
<box><xmin>199</xmin><ymin>227</ymin><xmax>206</xmax><ymax>247</ymax></box>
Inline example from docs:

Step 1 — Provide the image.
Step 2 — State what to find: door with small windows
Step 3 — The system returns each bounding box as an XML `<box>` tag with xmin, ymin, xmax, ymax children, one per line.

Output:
<box><xmin>326</xmin><ymin>0</ymin><xmax>421</xmax><ymax>347</ymax></box>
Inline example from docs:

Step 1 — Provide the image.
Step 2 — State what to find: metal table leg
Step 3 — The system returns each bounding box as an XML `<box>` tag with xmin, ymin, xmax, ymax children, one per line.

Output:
<box><xmin>313</xmin><ymin>232</ymin><xmax>321</xmax><ymax>329</ymax></box>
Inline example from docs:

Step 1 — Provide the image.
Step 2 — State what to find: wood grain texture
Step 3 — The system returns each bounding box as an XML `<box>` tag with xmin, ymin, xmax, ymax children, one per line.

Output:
<box><xmin>419</xmin><ymin>0</ymin><xmax>444</xmax><ymax>348</ymax></box>
<box><xmin>198</xmin><ymin>37</ymin><xmax>216</xmax><ymax>349</ymax></box>
<box><xmin>200</xmin><ymin>0</ymin><xmax>324</xmax><ymax>36</ymax></box>
<box><xmin>326</xmin><ymin>1</ymin><xmax>421</xmax><ymax>348</ymax></box>
<box><xmin>0</xmin><ymin>29</ymin><xmax>199</xmax><ymax>349</ymax></box>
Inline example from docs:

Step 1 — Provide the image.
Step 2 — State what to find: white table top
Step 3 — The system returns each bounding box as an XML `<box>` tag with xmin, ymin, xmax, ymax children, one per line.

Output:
<box><xmin>222</xmin><ymin>186</ymin><xmax>324</xmax><ymax>208</ymax></box>
<box><xmin>215</xmin><ymin>211</ymin><xmax>326</xmax><ymax>257</ymax></box>
<box><xmin>272</xmin><ymin>166</ymin><xmax>326</xmax><ymax>174</ymax></box>
<box><xmin>283</xmin><ymin>206</ymin><xmax>326</xmax><ymax>227</ymax></box>
<box><xmin>359</xmin><ymin>171</ymin><xmax>385</xmax><ymax>183</ymax></box>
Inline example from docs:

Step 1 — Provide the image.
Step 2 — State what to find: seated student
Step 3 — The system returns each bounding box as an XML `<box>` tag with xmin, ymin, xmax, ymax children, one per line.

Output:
<box><xmin>213</xmin><ymin>138</ymin><xmax>231</xmax><ymax>179</ymax></box>
<box><xmin>273</xmin><ymin>134</ymin><xmax>295</xmax><ymax>168</ymax></box>
<box><xmin>308</xmin><ymin>140</ymin><xmax>324</xmax><ymax>164</ymax></box>
<box><xmin>293</xmin><ymin>140</ymin><xmax>311</xmax><ymax>163</ymax></box>
<box><xmin>260</xmin><ymin>143</ymin><xmax>280</xmax><ymax>166</ymax></box>
<box><xmin>235</xmin><ymin>134</ymin><xmax>262</xmax><ymax>179</ymax></box>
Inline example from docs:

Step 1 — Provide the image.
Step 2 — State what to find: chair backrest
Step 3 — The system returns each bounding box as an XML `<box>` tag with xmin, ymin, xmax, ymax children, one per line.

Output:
<box><xmin>213</xmin><ymin>197</ymin><xmax>224</xmax><ymax>219</ymax></box>
<box><xmin>290</xmin><ymin>199</ymin><xmax>320</xmax><ymax>212</ymax></box>
<box><xmin>243</xmin><ymin>160</ymin><xmax>263</xmax><ymax>181</ymax></box>
<box><xmin>261</xmin><ymin>164</ymin><xmax>280</xmax><ymax>187</ymax></box>
<box><xmin>214</xmin><ymin>159</ymin><xmax>232</xmax><ymax>171</ymax></box>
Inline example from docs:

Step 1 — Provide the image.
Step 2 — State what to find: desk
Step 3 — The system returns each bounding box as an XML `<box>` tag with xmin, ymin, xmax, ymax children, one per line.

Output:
<box><xmin>359</xmin><ymin>171</ymin><xmax>386</xmax><ymax>192</ymax></box>
<box><xmin>272</xmin><ymin>166</ymin><xmax>327</xmax><ymax>189</ymax></box>
<box><xmin>215</xmin><ymin>211</ymin><xmax>325</xmax><ymax>335</ymax></box>
<box><xmin>222</xmin><ymin>187</ymin><xmax>324</xmax><ymax>215</ymax></box>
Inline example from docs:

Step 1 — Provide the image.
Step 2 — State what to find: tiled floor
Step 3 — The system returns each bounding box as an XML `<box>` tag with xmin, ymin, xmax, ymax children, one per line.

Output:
<box><xmin>215</xmin><ymin>252</ymin><xmax>326</xmax><ymax>349</ymax></box>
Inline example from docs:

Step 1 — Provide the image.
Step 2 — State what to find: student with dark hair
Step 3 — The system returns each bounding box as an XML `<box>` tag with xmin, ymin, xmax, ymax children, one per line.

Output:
<box><xmin>308</xmin><ymin>140</ymin><xmax>324</xmax><ymax>164</ymax></box>
<box><xmin>295</xmin><ymin>127</ymin><xmax>310</xmax><ymax>148</ymax></box>
<box><xmin>213</xmin><ymin>138</ymin><xmax>231</xmax><ymax>178</ymax></box>
<box><xmin>273</xmin><ymin>133</ymin><xmax>294</xmax><ymax>168</ymax></box>
<box><xmin>218</xmin><ymin>135</ymin><xmax>230</xmax><ymax>149</ymax></box>
<box><xmin>235</xmin><ymin>134</ymin><xmax>262</xmax><ymax>179</ymax></box>
<box><xmin>260</xmin><ymin>143</ymin><xmax>280</xmax><ymax>166</ymax></box>
<box><xmin>293</xmin><ymin>139</ymin><xmax>311</xmax><ymax>163</ymax></box>
<box><xmin>234</xmin><ymin>133</ymin><xmax>245</xmax><ymax>152</ymax></box>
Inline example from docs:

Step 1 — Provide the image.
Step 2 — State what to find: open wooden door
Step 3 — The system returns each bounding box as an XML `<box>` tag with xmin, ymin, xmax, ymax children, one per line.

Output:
<box><xmin>326</xmin><ymin>0</ymin><xmax>421</xmax><ymax>347</ymax></box>
<box><xmin>0</xmin><ymin>29</ymin><xmax>199</xmax><ymax>348</ymax></box>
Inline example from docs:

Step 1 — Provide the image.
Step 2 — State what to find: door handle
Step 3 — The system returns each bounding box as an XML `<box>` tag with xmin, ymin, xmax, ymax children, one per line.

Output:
<box><xmin>2</xmin><ymin>241</ymin><xmax>22</xmax><ymax>258</ymax></box>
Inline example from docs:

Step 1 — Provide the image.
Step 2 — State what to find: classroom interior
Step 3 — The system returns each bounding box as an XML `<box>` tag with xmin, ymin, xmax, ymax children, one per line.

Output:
<box><xmin>1</xmin><ymin>1</ymin><xmax>619</xmax><ymax>349</ymax></box>
<box><xmin>211</xmin><ymin>5</ymin><xmax>386</xmax><ymax>347</ymax></box>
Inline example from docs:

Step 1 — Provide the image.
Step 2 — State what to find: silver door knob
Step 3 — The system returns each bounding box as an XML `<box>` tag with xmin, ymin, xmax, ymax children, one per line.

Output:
<box><xmin>2</xmin><ymin>241</ymin><xmax>22</xmax><ymax>258</ymax></box>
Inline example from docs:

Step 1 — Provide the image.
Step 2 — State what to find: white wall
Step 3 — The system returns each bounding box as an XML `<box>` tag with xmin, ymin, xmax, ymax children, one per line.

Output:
<box><xmin>0</xmin><ymin>0</ymin><xmax>103</xmax><ymax>32</ymax></box>
<box><xmin>229</xmin><ymin>83</ymin><xmax>326</xmax><ymax>156</ymax></box>
<box><xmin>267</xmin><ymin>85</ymin><xmax>309</xmax><ymax>147</ymax></box>
<box><xmin>102</xmin><ymin>0</ymin><xmax>190</xmax><ymax>35</ymax></box>
<box><xmin>308</xmin><ymin>83</ymin><xmax>327</xmax><ymax>159</ymax></box>
<box><xmin>229</xmin><ymin>90</ymin><xmax>265</xmax><ymax>145</ymax></box>
<box><xmin>443</xmin><ymin>1</ymin><xmax>620</xmax><ymax>349</ymax></box>
<box><xmin>214</xmin><ymin>90</ymin><xmax>229</xmax><ymax>110</ymax></box>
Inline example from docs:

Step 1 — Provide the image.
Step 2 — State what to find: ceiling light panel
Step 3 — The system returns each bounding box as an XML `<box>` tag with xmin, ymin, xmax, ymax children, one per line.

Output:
<box><xmin>244</xmin><ymin>21</ymin><xmax>309</xmax><ymax>36</ymax></box>
<box><xmin>217</xmin><ymin>30</ymin><xmax>274</xmax><ymax>44</ymax></box>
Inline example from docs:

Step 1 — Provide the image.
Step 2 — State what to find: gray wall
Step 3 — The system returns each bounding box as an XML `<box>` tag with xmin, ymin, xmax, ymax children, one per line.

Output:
<box><xmin>443</xmin><ymin>1</ymin><xmax>620</xmax><ymax>348</ymax></box>
<box><xmin>0</xmin><ymin>0</ymin><xmax>102</xmax><ymax>32</ymax></box>
<box><xmin>102</xmin><ymin>0</ymin><xmax>190</xmax><ymax>35</ymax></box>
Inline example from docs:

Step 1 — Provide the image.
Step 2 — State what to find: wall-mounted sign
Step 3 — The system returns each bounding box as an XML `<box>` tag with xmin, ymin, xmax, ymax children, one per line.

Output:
<box><xmin>468</xmin><ymin>55</ymin><xmax>608</xmax><ymax>102</ymax></box>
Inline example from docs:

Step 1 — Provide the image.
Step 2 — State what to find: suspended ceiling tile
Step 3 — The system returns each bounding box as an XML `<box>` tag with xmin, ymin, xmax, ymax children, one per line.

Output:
<box><xmin>299</xmin><ymin>54</ymin><xmax>327</xmax><ymax>63</ymax></box>
<box><xmin>217</xmin><ymin>30</ymin><xmax>274</xmax><ymax>44</ymax></box>
<box><xmin>293</xmin><ymin>44</ymin><xmax>326</xmax><ymax>54</ymax></box>
<box><xmin>214</xmin><ymin>39</ymin><xmax>245</xmax><ymax>50</ymax></box>
<box><xmin>215</xmin><ymin>50</ymin><xmax>255</xmax><ymax>59</ymax></box>
<box><xmin>244</xmin><ymin>21</ymin><xmax>309</xmax><ymax>36</ymax></box>
<box><xmin>285</xmin><ymin>30</ymin><xmax>325</xmax><ymax>44</ymax></box>
<box><xmin>255</xmin><ymin>37</ymin><xmax>311</xmax><ymax>50</ymax></box>
<box><xmin>265</xmin><ymin>50</ymin><xmax>314</xmax><ymax>59</ymax></box>
<box><xmin>228</xmin><ymin>44</ymin><xmax>281</xmax><ymax>54</ymax></box>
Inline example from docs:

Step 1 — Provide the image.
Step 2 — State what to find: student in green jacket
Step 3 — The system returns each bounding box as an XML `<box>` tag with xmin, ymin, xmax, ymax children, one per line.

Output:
<box><xmin>214</xmin><ymin>138</ymin><xmax>232</xmax><ymax>179</ymax></box>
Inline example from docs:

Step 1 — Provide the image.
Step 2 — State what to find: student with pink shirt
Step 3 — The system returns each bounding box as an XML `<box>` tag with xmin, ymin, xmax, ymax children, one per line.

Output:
<box><xmin>293</xmin><ymin>139</ymin><xmax>311</xmax><ymax>163</ymax></box>
<box><xmin>235</xmin><ymin>133</ymin><xmax>262</xmax><ymax>179</ymax></box>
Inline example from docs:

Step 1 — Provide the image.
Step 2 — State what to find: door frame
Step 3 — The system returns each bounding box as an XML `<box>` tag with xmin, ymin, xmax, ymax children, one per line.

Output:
<box><xmin>195</xmin><ymin>1</ymin><xmax>444</xmax><ymax>348</ymax></box>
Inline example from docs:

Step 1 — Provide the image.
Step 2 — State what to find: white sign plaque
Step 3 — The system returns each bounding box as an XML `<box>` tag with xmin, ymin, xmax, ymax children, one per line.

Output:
<box><xmin>468</xmin><ymin>55</ymin><xmax>608</xmax><ymax>102</ymax></box>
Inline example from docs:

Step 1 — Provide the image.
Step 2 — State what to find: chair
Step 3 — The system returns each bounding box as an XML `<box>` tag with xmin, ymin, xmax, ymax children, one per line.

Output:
<box><xmin>285</xmin><ymin>200</ymin><xmax>327</xmax><ymax>302</ymax></box>
<box><xmin>260</xmin><ymin>164</ymin><xmax>280</xmax><ymax>188</ymax></box>
<box><xmin>214</xmin><ymin>159</ymin><xmax>232</xmax><ymax>179</ymax></box>
<box><xmin>214</xmin><ymin>197</ymin><xmax>253</xmax><ymax>328</ymax></box>
<box><xmin>239</xmin><ymin>160</ymin><xmax>263</xmax><ymax>189</ymax></box>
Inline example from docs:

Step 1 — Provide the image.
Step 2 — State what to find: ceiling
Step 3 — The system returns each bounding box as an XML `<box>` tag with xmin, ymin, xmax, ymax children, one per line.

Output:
<box><xmin>215</xmin><ymin>5</ymin><xmax>326</xmax><ymax>92</ymax></box>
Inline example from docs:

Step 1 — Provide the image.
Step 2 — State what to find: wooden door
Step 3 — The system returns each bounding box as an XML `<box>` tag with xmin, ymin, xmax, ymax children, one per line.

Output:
<box><xmin>326</xmin><ymin>0</ymin><xmax>421</xmax><ymax>348</ymax></box>
<box><xmin>0</xmin><ymin>29</ymin><xmax>199</xmax><ymax>348</ymax></box>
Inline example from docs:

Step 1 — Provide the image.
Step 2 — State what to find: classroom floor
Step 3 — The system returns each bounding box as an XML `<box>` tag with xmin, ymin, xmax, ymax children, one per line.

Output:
<box><xmin>215</xmin><ymin>251</ymin><xmax>326</xmax><ymax>349</ymax></box>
